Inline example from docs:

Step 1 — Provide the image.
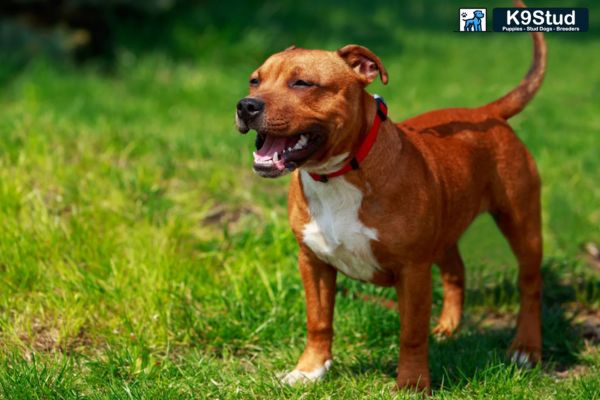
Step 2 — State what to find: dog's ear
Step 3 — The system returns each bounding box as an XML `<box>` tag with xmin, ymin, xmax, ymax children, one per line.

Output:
<box><xmin>337</xmin><ymin>45</ymin><xmax>388</xmax><ymax>85</ymax></box>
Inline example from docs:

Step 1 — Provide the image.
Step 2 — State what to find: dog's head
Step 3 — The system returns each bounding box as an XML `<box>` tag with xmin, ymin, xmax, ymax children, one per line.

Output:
<box><xmin>473</xmin><ymin>10</ymin><xmax>484</xmax><ymax>19</ymax></box>
<box><xmin>236</xmin><ymin>45</ymin><xmax>388</xmax><ymax>178</ymax></box>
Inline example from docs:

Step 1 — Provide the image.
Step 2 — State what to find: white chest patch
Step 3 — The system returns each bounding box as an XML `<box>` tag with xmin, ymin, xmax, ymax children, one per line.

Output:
<box><xmin>300</xmin><ymin>171</ymin><xmax>380</xmax><ymax>281</ymax></box>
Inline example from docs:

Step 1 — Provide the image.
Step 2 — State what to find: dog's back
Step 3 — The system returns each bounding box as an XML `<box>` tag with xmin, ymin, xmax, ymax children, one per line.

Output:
<box><xmin>392</xmin><ymin>22</ymin><xmax>546</xmax><ymax>221</ymax></box>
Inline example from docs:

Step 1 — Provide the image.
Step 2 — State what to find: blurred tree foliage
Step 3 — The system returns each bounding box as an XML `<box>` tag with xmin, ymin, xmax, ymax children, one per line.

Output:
<box><xmin>0</xmin><ymin>0</ymin><xmax>179</xmax><ymax>64</ymax></box>
<box><xmin>1</xmin><ymin>0</ymin><xmax>597</xmax><ymax>69</ymax></box>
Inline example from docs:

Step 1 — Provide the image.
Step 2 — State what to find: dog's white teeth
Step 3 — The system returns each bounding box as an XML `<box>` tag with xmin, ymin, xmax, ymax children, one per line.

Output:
<box><xmin>292</xmin><ymin>135</ymin><xmax>309</xmax><ymax>151</ymax></box>
<box><xmin>296</xmin><ymin>135</ymin><xmax>308</xmax><ymax>148</ymax></box>
<box><xmin>273</xmin><ymin>152</ymin><xmax>280</xmax><ymax>162</ymax></box>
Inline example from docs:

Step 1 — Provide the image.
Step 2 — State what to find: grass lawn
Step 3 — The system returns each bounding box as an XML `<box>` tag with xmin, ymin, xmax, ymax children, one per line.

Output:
<box><xmin>0</xmin><ymin>1</ymin><xmax>599</xmax><ymax>398</ymax></box>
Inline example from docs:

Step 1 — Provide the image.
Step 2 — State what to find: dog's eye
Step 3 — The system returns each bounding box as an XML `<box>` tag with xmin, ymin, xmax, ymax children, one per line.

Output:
<box><xmin>292</xmin><ymin>80</ymin><xmax>316</xmax><ymax>88</ymax></box>
<box><xmin>249</xmin><ymin>78</ymin><xmax>259</xmax><ymax>87</ymax></box>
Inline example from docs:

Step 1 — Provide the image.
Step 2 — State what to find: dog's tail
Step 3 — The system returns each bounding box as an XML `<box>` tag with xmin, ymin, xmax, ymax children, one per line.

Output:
<box><xmin>484</xmin><ymin>0</ymin><xmax>547</xmax><ymax>119</ymax></box>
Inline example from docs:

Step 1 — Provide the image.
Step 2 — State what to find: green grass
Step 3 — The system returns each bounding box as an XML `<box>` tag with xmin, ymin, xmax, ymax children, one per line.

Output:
<box><xmin>1</xmin><ymin>1</ymin><xmax>599</xmax><ymax>398</ymax></box>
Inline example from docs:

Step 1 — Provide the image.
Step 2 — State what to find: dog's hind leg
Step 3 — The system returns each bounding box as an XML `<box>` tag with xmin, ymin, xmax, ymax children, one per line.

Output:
<box><xmin>491</xmin><ymin>177</ymin><xmax>543</xmax><ymax>366</ymax></box>
<box><xmin>433</xmin><ymin>244</ymin><xmax>465</xmax><ymax>337</ymax></box>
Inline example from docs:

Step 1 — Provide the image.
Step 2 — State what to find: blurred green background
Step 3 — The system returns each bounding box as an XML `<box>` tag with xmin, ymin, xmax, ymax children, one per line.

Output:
<box><xmin>0</xmin><ymin>0</ymin><xmax>598</xmax><ymax>398</ymax></box>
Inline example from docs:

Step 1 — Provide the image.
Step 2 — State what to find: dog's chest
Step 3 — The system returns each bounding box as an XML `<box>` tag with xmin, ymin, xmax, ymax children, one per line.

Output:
<box><xmin>300</xmin><ymin>172</ymin><xmax>380</xmax><ymax>281</ymax></box>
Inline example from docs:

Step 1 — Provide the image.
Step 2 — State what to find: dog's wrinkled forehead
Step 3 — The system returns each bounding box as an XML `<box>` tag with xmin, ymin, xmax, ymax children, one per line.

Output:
<box><xmin>254</xmin><ymin>49</ymin><xmax>353</xmax><ymax>86</ymax></box>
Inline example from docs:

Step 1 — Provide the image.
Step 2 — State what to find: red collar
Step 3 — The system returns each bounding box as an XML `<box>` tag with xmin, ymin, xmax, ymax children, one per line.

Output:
<box><xmin>309</xmin><ymin>95</ymin><xmax>388</xmax><ymax>182</ymax></box>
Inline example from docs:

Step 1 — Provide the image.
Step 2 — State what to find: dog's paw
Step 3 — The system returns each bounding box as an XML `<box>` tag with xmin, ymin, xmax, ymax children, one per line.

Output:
<box><xmin>279</xmin><ymin>359</ymin><xmax>333</xmax><ymax>385</ymax></box>
<box><xmin>509</xmin><ymin>350</ymin><xmax>540</xmax><ymax>369</ymax></box>
<box><xmin>509</xmin><ymin>342</ymin><xmax>541</xmax><ymax>369</ymax></box>
<box><xmin>510</xmin><ymin>350</ymin><xmax>533</xmax><ymax>368</ymax></box>
<box><xmin>432</xmin><ymin>320</ymin><xmax>459</xmax><ymax>338</ymax></box>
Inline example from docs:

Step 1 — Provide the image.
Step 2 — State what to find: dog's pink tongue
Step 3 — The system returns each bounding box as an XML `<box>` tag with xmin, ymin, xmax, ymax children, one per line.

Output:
<box><xmin>254</xmin><ymin>135</ymin><xmax>288</xmax><ymax>170</ymax></box>
<box><xmin>255</xmin><ymin>135</ymin><xmax>287</xmax><ymax>158</ymax></box>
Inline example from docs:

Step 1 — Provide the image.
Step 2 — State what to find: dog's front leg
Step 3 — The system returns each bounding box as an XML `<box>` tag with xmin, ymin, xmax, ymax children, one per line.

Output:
<box><xmin>281</xmin><ymin>247</ymin><xmax>337</xmax><ymax>385</ymax></box>
<box><xmin>395</xmin><ymin>262</ymin><xmax>432</xmax><ymax>391</ymax></box>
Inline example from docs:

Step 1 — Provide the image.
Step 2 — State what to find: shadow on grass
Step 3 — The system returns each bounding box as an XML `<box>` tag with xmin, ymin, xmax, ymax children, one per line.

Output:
<box><xmin>435</xmin><ymin>265</ymin><xmax>595</xmax><ymax>389</ymax></box>
<box><xmin>345</xmin><ymin>264</ymin><xmax>594</xmax><ymax>389</ymax></box>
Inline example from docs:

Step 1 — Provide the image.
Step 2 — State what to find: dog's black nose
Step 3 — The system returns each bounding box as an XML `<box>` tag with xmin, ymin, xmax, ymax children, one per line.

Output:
<box><xmin>237</xmin><ymin>97</ymin><xmax>264</xmax><ymax>122</ymax></box>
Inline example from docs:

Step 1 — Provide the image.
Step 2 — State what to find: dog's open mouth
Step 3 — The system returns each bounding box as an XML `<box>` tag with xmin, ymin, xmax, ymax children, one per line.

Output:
<box><xmin>253</xmin><ymin>132</ymin><xmax>324</xmax><ymax>177</ymax></box>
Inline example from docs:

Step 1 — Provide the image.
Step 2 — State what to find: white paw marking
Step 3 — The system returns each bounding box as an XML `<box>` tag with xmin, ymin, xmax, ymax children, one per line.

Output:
<box><xmin>301</xmin><ymin>171</ymin><xmax>380</xmax><ymax>282</ymax></box>
<box><xmin>510</xmin><ymin>351</ymin><xmax>533</xmax><ymax>368</ymax></box>
<box><xmin>280</xmin><ymin>359</ymin><xmax>333</xmax><ymax>385</ymax></box>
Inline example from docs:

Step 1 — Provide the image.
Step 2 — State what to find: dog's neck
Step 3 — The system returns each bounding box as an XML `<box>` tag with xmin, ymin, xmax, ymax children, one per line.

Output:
<box><xmin>301</xmin><ymin>92</ymin><xmax>400</xmax><ymax>180</ymax></box>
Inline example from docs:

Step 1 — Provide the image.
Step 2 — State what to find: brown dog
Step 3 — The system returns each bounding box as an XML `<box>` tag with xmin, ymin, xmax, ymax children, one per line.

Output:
<box><xmin>235</xmin><ymin>3</ymin><xmax>546</xmax><ymax>391</ymax></box>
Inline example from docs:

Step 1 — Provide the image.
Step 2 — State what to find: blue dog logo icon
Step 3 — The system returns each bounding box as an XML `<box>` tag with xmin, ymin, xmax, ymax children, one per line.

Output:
<box><xmin>459</xmin><ymin>9</ymin><xmax>487</xmax><ymax>32</ymax></box>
